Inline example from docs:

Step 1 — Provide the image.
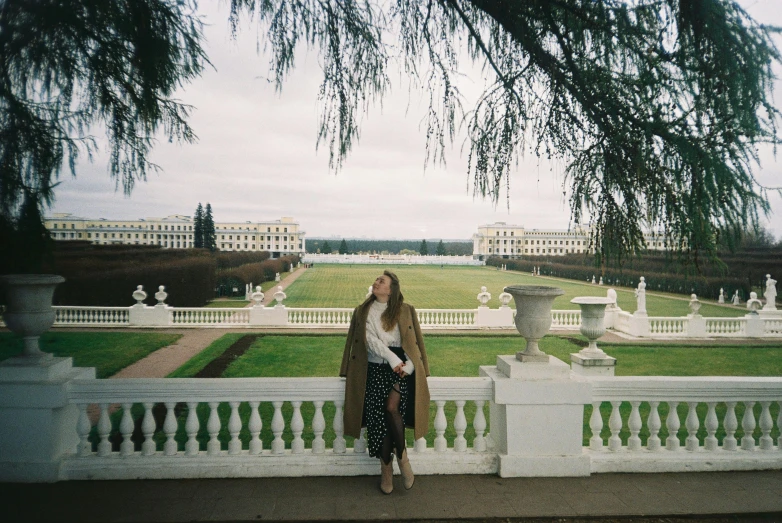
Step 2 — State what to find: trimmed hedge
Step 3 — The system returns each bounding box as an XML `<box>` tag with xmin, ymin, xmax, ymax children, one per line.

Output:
<box><xmin>488</xmin><ymin>256</ymin><xmax>751</xmax><ymax>300</ymax></box>
<box><xmin>217</xmin><ymin>255</ymin><xmax>300</xmax><ymax>291</ymax></box>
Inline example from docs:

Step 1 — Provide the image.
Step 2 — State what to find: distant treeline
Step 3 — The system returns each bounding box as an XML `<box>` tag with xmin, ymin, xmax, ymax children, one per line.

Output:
<box><xmin>306</xmin><ymin>239</ymin><xmax>472</xmax><ymax>256</ymax></box>
<box><xmin>488</xmin><ymin>249</ymin><xmax>782</xmax><ymax>299</ymax></box>
<box><xmin>42</xmin><ymin>242</ymin><xmax>298</xmax><ymax>307</ymax></box>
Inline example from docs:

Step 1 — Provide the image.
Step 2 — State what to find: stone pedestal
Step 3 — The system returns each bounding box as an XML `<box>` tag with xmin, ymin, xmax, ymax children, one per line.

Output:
<box><xmin>128</xmin><ymin>304</ymin><xmax>171</xmax><ymax>326</ymax></box>
<box><xmin>480</xmin><ymin>356</ymin><xmax>591</xmax><ymax>477</ymax></box>
<box><xmin>249</xmin><ymin>306</ymin><xmax>288</xmax><ymax>326</ymax></box>
<box><xmin>0</xmin><ymin>357</ymin><xmax>95</xmax><ymax>482</ymax></box>
<box><xmin>570</xmin><ymin>353</ymin><xmax>617</xmax><ymax>376</ymax></box>
<box><xmin>687</xmin><ymin>315</ymin><xmax>706</xmax><ymax>337</ymax></box>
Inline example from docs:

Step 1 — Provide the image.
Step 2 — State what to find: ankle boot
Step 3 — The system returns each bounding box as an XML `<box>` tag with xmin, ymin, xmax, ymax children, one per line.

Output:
<box><xmin>380</xmin><ymin>459</ymin><xmax>394</xmax><ymax>494</ymax></box>
<box><xmin>398</xmin><ymin>449</ymin><xmax>414</xmax><ymax>490</ymax></box>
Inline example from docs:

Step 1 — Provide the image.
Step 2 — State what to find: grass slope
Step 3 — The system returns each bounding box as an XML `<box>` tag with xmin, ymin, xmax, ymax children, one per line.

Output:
<box><xmin>284</xmin><ymin>265</ymin><xmax>744</xmax><ymax>317</ymax></box>
<box><xmin>0</xmin><ymin>332</ymin><xmax>181</xmax><ymax>378</ymax></box>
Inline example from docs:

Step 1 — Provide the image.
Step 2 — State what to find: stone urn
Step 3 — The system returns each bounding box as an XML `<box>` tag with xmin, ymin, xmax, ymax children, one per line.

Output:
<box><xmin>0</xmin><ymin>274</ymin><xmax>65</xmax><ymax>361</ymax></box>
<box><xmin>570</xmin><ymin>296</ymin><xmax>613</xmax><ymax>358</ymax></box>
<box><xmin>504</xmin><ymin>285</ymin><xmax>565</xmax><ymax>362</ymax></box>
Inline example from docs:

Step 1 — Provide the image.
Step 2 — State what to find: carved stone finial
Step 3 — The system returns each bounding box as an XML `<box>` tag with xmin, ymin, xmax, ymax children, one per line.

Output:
<box><xmin>155</xmin><ymin>285</ymin><xmax>168</xmax><ymax>306</ymax></box>
<box><xmin>477</xmin><ymin>286</ymin><xmax>491</xmax><ymax>306</ymax></box>
<box><xmin>251</xmin><ymin>286</ymin><xmax>265</xmax><ymax>308</ymax></box>
<box><xmin>132</xmin><ymin>285</ymin><xmax>147</xmax><ymax>305</ymax></box>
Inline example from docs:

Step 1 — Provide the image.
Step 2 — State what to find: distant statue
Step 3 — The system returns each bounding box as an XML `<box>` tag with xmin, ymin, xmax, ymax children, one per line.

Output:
<box><xmin>275</xmin><ymin>272</ymin><xmax>281</xmax><ymax>282</ymax></box>
<box><xmin>688</xmin><ymin>294</ymin><xmax>701</xmax><ymax>317</ymax></box>
<box><xmin>477</xmin><ymin>286</ymin><xmax>491</xmax><ymax>306</ymax></box>
<box><xmin>747</xmin><ymin>292</ymin><xmax>763</xmax><ymax>314</ymax></box>
<box><xmin>764</xmin><ymin>274</ymin><xmax>777</xmax><ymax>311</ymax></box>
<box><xmin>718</xmin><ymin>288</ymin><xmax>725</xmax><ymax>304</ymax></box>
<box><xmin>634</xmin><ymin>277</ymin><xmax>647</xmax><ymax>315</ymax></box>
<box><xmin>732</xmin><ymin>290</ymin><xmax>741</xmax><ymax>306</ymax></box>
<box><xmin>599</xmin><ymin>277</ymin><xmax>603</xmax><ymax>286</ymax></box>
<box><xmin>591</xmin><ymin>275</ymin><xmax>596</xmax><ymax>284</ymax></box>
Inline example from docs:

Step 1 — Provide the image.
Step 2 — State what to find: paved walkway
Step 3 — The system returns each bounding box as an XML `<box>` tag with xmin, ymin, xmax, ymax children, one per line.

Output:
<box><xmin>260</xmin><ymin>266</ymin><xmax>308</xmax><ymax>306</ymax></box>
<box><xmin>3</xmin><ymin>470</ymin><xmax>781</xmax><ymax>521</ymax></box>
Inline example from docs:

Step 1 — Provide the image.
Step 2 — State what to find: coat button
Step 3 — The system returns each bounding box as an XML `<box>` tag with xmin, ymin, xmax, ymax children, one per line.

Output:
<box><xmin>352</xmin><ymin>355</ymin><xmax>356</xmax><ymax>359</ymax></box>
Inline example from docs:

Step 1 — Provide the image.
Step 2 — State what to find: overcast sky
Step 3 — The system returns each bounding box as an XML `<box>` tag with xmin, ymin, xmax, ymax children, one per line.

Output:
<box><xmin>49</xmin><ymin>0</ymin><xmax>782</xmax><ymax>241</ymax></box>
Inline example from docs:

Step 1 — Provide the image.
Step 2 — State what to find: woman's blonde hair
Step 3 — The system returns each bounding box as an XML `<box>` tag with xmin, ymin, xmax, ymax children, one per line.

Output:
<box><xmin>361</xmin><ymin>269</ymin><xmax>404</xmax><ymax>331</ymax></box>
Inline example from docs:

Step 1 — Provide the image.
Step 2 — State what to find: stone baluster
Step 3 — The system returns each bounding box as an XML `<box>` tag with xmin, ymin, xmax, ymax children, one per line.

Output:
<box><xmin>608</xmin><ymin>401</ymin><xmax>622</xmax><ymax>451</ymax></box>
<box><xmin>354</xmin><ymin>427</ymin><xmax>367</xmax><ymax>453</ymax></box>
<box><xmin>685</xmin><ymin>402</ymin><xmax>700</xmax><ymax>451</ymax></box>
<box><xmin>647</xmin><ymin>401</ymin><xmax>661</xmax><ymax>451</ymax></box>
<box><xmin>454</xmin><ymin>400</ymin><xmax>467</xmax><ymax>452</ymax></box>
<box><xmin>741</xmin><ymin>401</ymin><xmax>756</xmax><ymax>450</ymax></box>
<box><xmin>77</xmin><ymin>404</ymin><xmax>91</xmax><ymax>457</ymax></box>
<box><xmin>473</xmin><ymin>400</ymin><xmax>487</xmax><ymax>452</ymax></box>
<box><xmin>291</xmin><ymin>402</ymin><xmax>305</xmax><ymax>453</ymax></box>
<box><xmin>185</xmin><ymin>402</ymin><xmax>200</xmax><ymax>456</ymax></box>
<box><xmin>414</xmin><ymin>437</ymin><xmax>427</xmax><ymax>453</ymax></box>
<box><xmin>333</xmin><ymin>400</ymin><xmax>346</xmax><ymax>454</ymax></box>
<box><xmin>248</xmin><ymin>401</ymin><xmax>263</xmax><ymax>455</ymax></box>
<box><xmin>271</xmin><ymin>401</ymin><xmax>285</xmax><ymax>454</ymax></box>
<box><xmin>628</xmin><ymin>401</ymin><xmax>642</xmax><ymax>451</ymax></box>
<box><xmin>142</xmin><ymin>402</ymin><xmax>156</xmax><ymax>456</ymax></box>
<box><xmin>120</xmin><ymin>403</ymin><xmax>135</xmax><ymax>456</ymax></box>
<box><xmin>723</xmin><ymin>402</ymin><xmax>738</xmax><ymax>451</ymax></box>
<box><xmin>705</xmin><ymin>403</ymin><xmax>718</xmax><ymax>451</ymax></box>
<box><xmin>164</xmin><ymin>402</ymin><xmax>178</xmax><ymax>456</ymax></box>
<box><xmin>97</xmin><ymin>404</ymin><xmax>112</xmax><ymax>457</ymax></box>
<box><xmin>228</xmin><ymin>402</ymin><xmax>242</xmax><ymax>454</ymax></box>
<box><xmin>759</xmin><ymin>401</ymin><xmax>773</xmax><ymax>450</ymax></box>
<box><xmin>589</xmin><ymin>402</ymin><xmax>604</xmax><ymax>450</ymax></box>
<box><xmin>665</xmin><ymin>402</ymin><xmax>680</xmax><ymax>451</ymax></box>
<box><xmin>312</xmin><ymin>401</ymin><xmax>326</xmax><ymax>454</ymax></box>
<box><xmin>777</xmin><ymin>401</ymin><xmax>782</xmax><ymax>451</ymax></box>
<box><xmin>434</xmin><ymin>400</ymin><xmax>448</xmax><ymax>452</ymax></box>
<box><xmin>207</xmin><ymin>402</ymin><xmax>221</xmax><ymax>455</ymax></box>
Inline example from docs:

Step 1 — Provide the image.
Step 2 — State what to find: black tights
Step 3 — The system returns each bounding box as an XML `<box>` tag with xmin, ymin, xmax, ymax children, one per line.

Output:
<box><xmin>379</xmin><ymin>384</ymin><xmax>406</xmax><ymax>465</ymax></box>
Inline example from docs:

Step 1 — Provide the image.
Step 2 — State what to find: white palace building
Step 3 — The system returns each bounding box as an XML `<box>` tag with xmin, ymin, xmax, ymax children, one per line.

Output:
<box><xmin>44</xmin><ymin>213</ymin><xmax>306</xmax><ymax>258</ymax></box>
<box><xmin>472</xmin><ymin>222</ymin><xmax>669</xmax><ymax>259</ymax></box>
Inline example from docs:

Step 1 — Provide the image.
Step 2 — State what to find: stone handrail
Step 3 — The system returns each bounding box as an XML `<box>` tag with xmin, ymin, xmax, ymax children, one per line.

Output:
<box><xmin>54</xmin><ymin>306</ymin><xmax>129</xmax><ymax>326</ymax></box>
<box><xmin>63</xmin><ymin>376</ymin><xmax>495</xmax><ymax>480</ymax></box>
<box><xmin>170</xmin><ymin>307</ymin><xmax>250</xmax><ymax>326</ymax></box>
<box><xmin>585</xmin><ymin>376</ymin><xmax>782</xmax><ymax>473</ymax></box>
<box><xmin>648</xmin><ymin>317</ymin><xmax>688</xmax><ymax>336</ymax></box>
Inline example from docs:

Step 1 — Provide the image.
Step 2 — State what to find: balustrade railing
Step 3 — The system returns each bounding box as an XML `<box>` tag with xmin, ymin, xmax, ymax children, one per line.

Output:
<box><xmin>551</xmin><ymin>310</ymin><xmax>581</xmax><ymax>329</ymax></box>
<box><xmin>53</xmin><ymin>306</ymin><xmax>130</xmax><ymax>325</ymax></box>
<box><xmin>585</xmin><ymin>376</ymin><xmax>782</xmax><ymax>473</ymax></box>
<box><xmin>287</xmin><ymin>308</ymin><xmax>353</xmax><ymax>327</ymax></box>
<box><xmin>648</xmin><ymin>317</ymin><xmax>688</xmax><ymax>336</ymax></box>
<box><xmin>765</xmin><ymin>319</ymin><xmax>782</xmax><ymax>336</ymax></box>
<box><xmin>706</xmin><ymin>318</ymin><xmax>746</xmax><ymax>336</ymax></box>
<box><xmin>417</xmin><ymin>309</ymin><xmax>477</xmax><ymax>328</ymax></box>
<box><xmin>63</xmin><ymin>376</ymin><xmax>495</xmax><ymax>479</ymax></box>
<box><xmin>170</xmin><ymin>308</ymin><xmax>250</xmax><ymax>326</ymax></box>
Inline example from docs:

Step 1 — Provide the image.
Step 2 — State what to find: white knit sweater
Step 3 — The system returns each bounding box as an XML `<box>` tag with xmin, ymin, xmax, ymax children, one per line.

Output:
<box><xmin>366</xmin><ymin>301</ymin><xmax>415</xmax><ymax>374</ymax></box>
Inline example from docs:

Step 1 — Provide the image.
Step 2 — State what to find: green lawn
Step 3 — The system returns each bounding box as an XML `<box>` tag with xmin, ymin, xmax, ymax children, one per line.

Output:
<box><xmin>151</xmin><ymin>333</ymin><xmax>780</xmax><ymax>453</ymax></box>
<box><xmin>0</xmin><ymin>332</ymin><xmax>181</xmax><ymax>378</ymax></box>
<box><xmin>284</xmin><ymin>265</ymin><xmax>744</xmax><ymax>317</ymax></box>
<box><xmin>204</xmin><ymin>299</ymin><xmax>250</xmax><ymax>308</ymax></box>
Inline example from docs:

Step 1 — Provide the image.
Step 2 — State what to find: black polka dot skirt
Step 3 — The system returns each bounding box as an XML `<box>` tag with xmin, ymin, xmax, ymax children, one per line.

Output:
<box><xmin>363</xmin><ymin>361</ymin><xmax>412</xmax><ymax>459</ymax></box>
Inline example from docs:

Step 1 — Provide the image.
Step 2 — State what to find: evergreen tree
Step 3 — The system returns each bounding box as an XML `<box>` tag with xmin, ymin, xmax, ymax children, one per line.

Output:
<box><xmin>204</xmin><ymin>203</ymin><xmax>216</xmax><ymax>251</ymax></box>
<box><xmin>419</xmin><ymin>239</ymin><xmax>428</xmax><ymax>256</ymax></box>
<box><xmin>193</xmin><ymin>203</ymin><xmax>204</xmax><ymax>248</ymax></box>
<box><xmin>339</xmin><ymin>239</ymin><xmax>349</xmax><ymax>254</ymax></box>
<box><xmin>321</xmin><ymin>240</ymin><xmax>332</xmax><ymax>254</ymax></box>
<box><xmin>1</xmin><ymin>0</ymin><xmax>207</xmax><ymax>268</ymax></box>
<box><xmin>436</xmin><ymin>240</ymin><xmax>446</xmax><ymax>256</ymax></box>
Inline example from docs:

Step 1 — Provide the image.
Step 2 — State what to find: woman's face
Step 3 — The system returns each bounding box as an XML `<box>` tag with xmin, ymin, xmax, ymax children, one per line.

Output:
<box><xmin>372</xmin><ymin>274</ymin><xmax>392</xmax><ymax>301</ymax></box>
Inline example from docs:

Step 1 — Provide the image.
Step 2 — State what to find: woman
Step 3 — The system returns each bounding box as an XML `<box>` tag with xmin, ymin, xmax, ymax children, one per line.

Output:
<box><xmin>340</xmin><ymin>270</ymin><xmax>430</xmax><ymax>494</ymax></box>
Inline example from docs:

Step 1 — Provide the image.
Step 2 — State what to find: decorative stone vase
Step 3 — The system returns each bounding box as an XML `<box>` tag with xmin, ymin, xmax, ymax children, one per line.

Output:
<box><xmin>0</xmin><ymin>274</ymin><xmax>65</xmax><ymax>361</ymax></box>
<box><xmin>504</xmin><ymin>285</ymin><xmax>565</xmax><ymax>362</ymax></box>
<box><xmin>571</xmin><ymin>297</ymin><xmax>613</xmax><ymax>358</ymax></box>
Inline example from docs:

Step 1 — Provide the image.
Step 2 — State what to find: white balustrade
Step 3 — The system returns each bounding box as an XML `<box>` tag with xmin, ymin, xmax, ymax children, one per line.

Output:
<box><xmin>287</xmin><ymin>308</ymin><xmax>353</xmax><ymax>327</ymax></box>
<box><xmin>171</xmin><ymin>308</ymin><xmax>250</xmax><ymax>326</ymax></box>
<box><xmin>63</xmin><ymin>376</ymin><xmax>494</xmax><ymax>480</ymax></box>
<box><xmin>53</xmin><ymin>306</ymin><xmax>129</xmax><ymax>326</ymax></box>
<box><xmin>586</xmin><ymin>376</ymin><xmax>782</xmax><ymax>473</ymax></box>
<box><xmin>648</xmin><ymin>317</ymin><xmax>688</xmax><ymax>336</ymax></box>
<box><xmin>417</xmin><ymin>309</ymin><xmax>477</xmax><ymax>328</ymax></box>
<box><xmin>550</xmin><ymin>310</ymin><xmax>582</xmax><ymax>329</ymax></box>
<box><xmin>706</xmin><ymin>318</ymin><xmax>746</xmax><ymax>336</ymax></box>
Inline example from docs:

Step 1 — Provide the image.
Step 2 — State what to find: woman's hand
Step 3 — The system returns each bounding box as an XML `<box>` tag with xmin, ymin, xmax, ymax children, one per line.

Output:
<box><xmin>393</xmin><ymin>363</ymin><xmax>406</xmax><ymax>378</ymax></box>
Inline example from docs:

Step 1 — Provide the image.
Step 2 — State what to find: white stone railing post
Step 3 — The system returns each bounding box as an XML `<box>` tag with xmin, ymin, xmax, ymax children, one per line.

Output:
<box><xmin>480</xmin><ymin>355</ymin><xmax>590</xmax><ymax>477</ymax></box>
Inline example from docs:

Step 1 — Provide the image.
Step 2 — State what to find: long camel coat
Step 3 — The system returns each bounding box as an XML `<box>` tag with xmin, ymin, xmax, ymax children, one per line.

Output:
<box><xmin>339</xmin><ymin>301</ymin><xmax>431</xmax><ymax>440</ymax></box>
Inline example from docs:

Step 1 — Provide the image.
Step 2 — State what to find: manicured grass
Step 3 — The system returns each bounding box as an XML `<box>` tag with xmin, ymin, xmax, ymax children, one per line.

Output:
<box><xmin>155</xmin><ymin>333</ymin><xmax>781</xmax><ymax>453</ymax></box>
<box><xmin>0</xmin><ymin>332</ymin><xmax>181</xmax><ymax>378</ymax></box>
<box><xmin>282</xmin><ymin>265</ymin><xmax>745</xmax><ymax>317</ymax></box>
<box><xmin>167</xmin><ymin>333</ymin><xmax>246</xmax><ymax>378</ymax></box>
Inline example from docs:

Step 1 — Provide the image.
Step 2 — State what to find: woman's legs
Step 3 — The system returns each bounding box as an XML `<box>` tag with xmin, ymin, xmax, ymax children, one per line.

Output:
<box><xmin>379</xmin><ymin>384</ymin><xmax>405</xmax><ymax>464</ymax></box>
